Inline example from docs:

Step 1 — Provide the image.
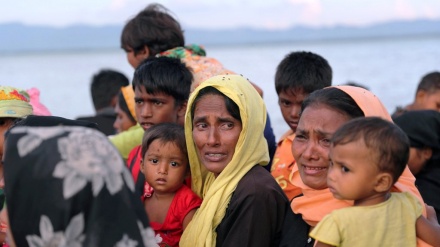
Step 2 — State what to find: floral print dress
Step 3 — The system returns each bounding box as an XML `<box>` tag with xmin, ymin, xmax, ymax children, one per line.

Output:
<box><xmin>3</xmin><ymin>126</ymin><xmax>158</xmax><ymax>247</ymax></box>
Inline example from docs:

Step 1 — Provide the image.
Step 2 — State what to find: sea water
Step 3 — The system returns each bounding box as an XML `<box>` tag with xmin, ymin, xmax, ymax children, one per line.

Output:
<box><xmin>1</xmin><ymin>35</ymin><xmax>439</xmax><ymax>140</ymax></box>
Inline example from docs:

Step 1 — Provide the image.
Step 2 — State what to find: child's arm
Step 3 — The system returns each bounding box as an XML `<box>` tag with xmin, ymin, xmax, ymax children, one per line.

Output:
<box><xmin>182</xmin><ymin>208</ymin><xmax>197</xmax><ymax>231</ymax></box>
<box><xmin>416</xmin><ymin>208</ymin><xmax>440</xmax><ymax>247</ymax></box>
<box><xmin>315</xmin><ymin>241</ymin><xmax>335</xmax><ymax>247</ymax></box>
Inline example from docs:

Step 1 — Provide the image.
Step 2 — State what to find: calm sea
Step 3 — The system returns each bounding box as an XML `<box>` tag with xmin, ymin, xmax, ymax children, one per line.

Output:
<box><xmin>1</xmin><ymin>35</ymin><xmax>439</xmax><ymax>140</ymax></box>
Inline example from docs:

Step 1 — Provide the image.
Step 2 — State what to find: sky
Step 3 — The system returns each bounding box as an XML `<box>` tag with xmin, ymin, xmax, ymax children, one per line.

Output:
<box><xmin>1</xmin><ymin>0</ymin><xmax>440</xmax><ymax>30</ymax></box>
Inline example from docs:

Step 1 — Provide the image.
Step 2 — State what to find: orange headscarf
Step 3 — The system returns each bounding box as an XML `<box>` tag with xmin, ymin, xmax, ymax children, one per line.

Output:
<box><xmin>289</xmin><ymin>86</ymin><xmax>428</xmax><ymax>245</ymax></box>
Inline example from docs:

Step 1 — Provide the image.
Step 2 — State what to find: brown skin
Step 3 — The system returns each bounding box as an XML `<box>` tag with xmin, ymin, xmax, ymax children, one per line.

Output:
<box><xmin>406</xmin><ymin>89</ymin><xmax>440</xmax><ymax>112</ymax></box>
<box><xmin>192</xmin><ymin>94</ymin><xmax>242</xmax><ymax>178</ymax></box>
<box><xmin>407</xmin><ymin>147</ymin><xmax>432</xmax><ymax>175</ymax></box>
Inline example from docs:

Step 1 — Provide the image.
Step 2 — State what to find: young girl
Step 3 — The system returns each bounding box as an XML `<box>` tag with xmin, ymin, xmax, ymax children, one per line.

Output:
<box><xmin>140</xmin><ymin>123</ymin><xmax>202</xmax><ymax>247</ymax></box>
<box><xmin>310</xmin><ymin>117</ymin><xmax>440</xmax><ymax>247</ymax></box>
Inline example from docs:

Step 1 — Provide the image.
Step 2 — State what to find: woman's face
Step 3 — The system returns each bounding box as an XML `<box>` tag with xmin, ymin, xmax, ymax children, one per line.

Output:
<box><xmin>292</xmin><ymin>104</ymin><xmax>351</xmax><ymax>190</ymax></box>
<box><xmin>113</xmin><ymin>102</ymin><xmax>136</xmax><ymax>133</ymax></box>
<box><xmin>192</xmin><ymin>94</ymin><xmax>242</xmax><ymax>177</ymax></box>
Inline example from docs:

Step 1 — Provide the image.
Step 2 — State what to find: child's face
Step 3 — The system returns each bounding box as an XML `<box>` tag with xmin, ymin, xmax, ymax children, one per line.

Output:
<box><xmin>278</xmin><ymin>89</ymin><xmax>308</xmax><ymax>132</ymax></box>
<box><xmin>134</xmin><ymin>86</ymin><xmax>186</xmax><ymax>131</ymax></box>
<box><xmin>141</xmin><ymin>139</ymin><xmax>188</xmax><ymax>194</ymax></box>
<box><xmin>327</xmin><ymin>139</ymin><xmax>381</xmax><ymax>205</ymax></box>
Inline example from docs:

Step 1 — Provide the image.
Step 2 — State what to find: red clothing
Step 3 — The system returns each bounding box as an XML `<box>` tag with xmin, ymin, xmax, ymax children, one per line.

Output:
<box><xmin>127</xmin><ymin>145</ymin><xmax>142</xmax><ymax>183</ymax></box>
<box><xmin>142</xmin><ymin>184</ymin><xmax>202</xmax><ymax>247</ymax></box>
<box><xmin>270</xmin><ymin>131</ymin><xmax>301</xmax><ymax>201</ymax></box>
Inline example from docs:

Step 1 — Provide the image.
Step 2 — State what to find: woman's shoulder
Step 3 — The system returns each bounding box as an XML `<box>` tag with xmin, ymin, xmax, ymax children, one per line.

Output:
<box><xmin>235</xmin><ymin>166</ymin><xmax>288</xmax><ymax>200</ymax></box>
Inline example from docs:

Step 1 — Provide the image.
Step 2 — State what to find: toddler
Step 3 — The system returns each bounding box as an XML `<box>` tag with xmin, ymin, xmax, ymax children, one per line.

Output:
<box><xmin>140</xmin><ymin>123</ymin><xmax>202</xmax><ymax>247</ymax></box>
<box><xmin>310</xmin><ymin>117</ymin><xmax>440</xmax><ymax>247</ymax></box>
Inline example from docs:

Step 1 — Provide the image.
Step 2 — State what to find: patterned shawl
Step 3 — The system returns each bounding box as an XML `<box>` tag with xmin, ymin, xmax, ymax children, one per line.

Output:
<box><xmin>4</xmin><ymin>126</ymin><xmax>158</xmax><ymax>247</ymax></box>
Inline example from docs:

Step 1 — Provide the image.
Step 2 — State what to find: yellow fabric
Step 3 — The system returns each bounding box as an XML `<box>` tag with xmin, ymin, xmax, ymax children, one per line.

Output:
<box><xmin>120</xmin><ymin>85</ymin><xmax>136</xmax><ymax>119</ymax></box>
<box><xmin>310</xmin><ymin>192</ymin><xmax>422</xmax><ymax>247</ymax></box>
<box><xmin>180</xmin><ymin>74</ymin><xmax>269</xmax><ymax>247</ymax></box>
<box><xmin>109</xmin><ymin>123</ymin><xmax>143</xmax><ymax>159</ymax></box>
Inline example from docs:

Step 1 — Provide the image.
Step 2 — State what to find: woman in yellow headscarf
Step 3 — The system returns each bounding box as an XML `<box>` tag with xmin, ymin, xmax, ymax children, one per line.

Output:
<box><xmin>180</xmin><ymin>75</ymin><xmax>290</xmax><ymax>246</ymax></box>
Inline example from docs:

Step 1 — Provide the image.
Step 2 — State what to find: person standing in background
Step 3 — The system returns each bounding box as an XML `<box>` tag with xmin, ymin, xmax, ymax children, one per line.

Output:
<box><xmin>394</xmin><ymin>110</ymin><xmax>440</xmax><ymax>223</ymax></box>
<box><xmin>392</xmin><ymin>71</ymin><xmax>440</xmax><ymax>117</ymax></box>
<box><xmin>118</xmin><ymin>3</ymin><xmax>277</xmax><ymax>169</ymax></box>
<box><xmin>77</xmin><ymin>69</ymin><xmax>129</xmax><ymax>136</ymax></box>
<box><xmin>113</xmin><ymin>85</ymin><xmax>138</xmax><ymax>134</ymax></box>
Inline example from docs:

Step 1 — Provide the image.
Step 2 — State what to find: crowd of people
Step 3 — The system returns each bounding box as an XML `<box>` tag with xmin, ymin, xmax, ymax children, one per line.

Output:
<box><xmin>1</xmin><ymin>2</ymin><xmax>440</xmax><ymax>247</ymax></box>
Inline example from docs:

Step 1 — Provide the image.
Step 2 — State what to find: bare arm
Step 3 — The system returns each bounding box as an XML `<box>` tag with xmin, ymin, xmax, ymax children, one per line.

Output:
<box><xmin>182</xmin><ymin>208</ymin><xmax>197</xmax><ymax>231</ymax></box>
<box><xmin>416</xmin><ymin>212</ymin><xmax>440</xmax><ymax>247</ymax></box>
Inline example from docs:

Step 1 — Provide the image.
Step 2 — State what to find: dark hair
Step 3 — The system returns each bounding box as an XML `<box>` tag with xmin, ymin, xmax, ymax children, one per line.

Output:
<box><xmin>344</xmin><ymin>81</ymin><xmax>370</xmax><ymax>90</ymax></box>
<box><xmin>132</xmin><ymin>56</ymin><xmax>193</xmax><ymax>107</ymax></box>
<box><xmin>91</xmin><ymin>69</ymin><xmax>129</xmax><ymax>110</ymax></box>
<box><xmin>301</xmin><ymin>87</ymin><xmax>364</xmax><ymax>119</ymax></box>
<box><xmin>275</xmin><ymin>51</ymin><xmax>332</xmax><ymax>95</ymax></box>
<box><xmin>417</xmin><ymin>71</ymin><xmax>440</xmax><ymax>93</ymax></box>
<box><xmin>141</xmin><ymin>123</ymin><xmax>188</xmax><ymax>163</ymax></box>
<box><xmin>331</xmin><ymin>117</ymin><xmax>409</xmax><ymax>183</ymax></box>
<box><xmin>117</xmin><ymin>91</ymin><xmax>136</xmax><ymax>123</ymax></box>
<box><xmin>190</xmin><ymin>86</ymin><xmax>241</xmax><ymax>124</ymax></box>
<box><xmin>121</xmin><ymin>3</ymin><xmax>185</xmax><ymax>57</ymax></box>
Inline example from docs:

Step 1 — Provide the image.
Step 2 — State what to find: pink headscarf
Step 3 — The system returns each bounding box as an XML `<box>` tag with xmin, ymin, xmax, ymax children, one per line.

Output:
<box><xmin>26</xmin><ymin>88</ymin><xmax>51</xmax><ymax>116</ymax></box>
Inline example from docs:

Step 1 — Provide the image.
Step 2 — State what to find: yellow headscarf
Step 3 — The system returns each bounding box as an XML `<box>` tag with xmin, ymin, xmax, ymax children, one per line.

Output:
<box><xmin>180</xmin><ymin>74</ymin><xmax>269</xmax><ymax>247</ymax></box>
<box><xmin>120</xmin><ymin>85</ymin><xmax>136</xmax><ymax>119</ymax></box>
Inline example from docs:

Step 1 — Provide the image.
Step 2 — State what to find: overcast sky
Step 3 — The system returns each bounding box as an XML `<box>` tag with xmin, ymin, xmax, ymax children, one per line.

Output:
<box><xmin>2</xmin><ymin>0</ymin><xmax>440</xmax><ymax>29</ymax></box>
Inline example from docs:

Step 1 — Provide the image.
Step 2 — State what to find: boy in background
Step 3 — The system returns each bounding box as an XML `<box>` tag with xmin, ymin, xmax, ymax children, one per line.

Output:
<box><xmin>126</xmin><ymin>56</ymin><xmax>193</xmax><ymax>196</ymax></box>
<box><xmin>271</xmin><ymin>51</ymin><xmax>332</xmax><ymax>200</ymax></box>
<box><xmin>118</xmin><ymin>3</ymin><xmax>277</xmax><ymax>168</ymax></box>
<box><xmin>392</xmin><ymin>71</ymin><xmax>440</xmax><ymax>117</ymax></box>
<box><xmin>77</xmin><ymin>69</ymin><xmax>129</xmax><ymax>135</ymax></box>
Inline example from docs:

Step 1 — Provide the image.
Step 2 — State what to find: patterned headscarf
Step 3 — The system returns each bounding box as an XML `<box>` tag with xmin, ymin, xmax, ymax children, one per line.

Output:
<box><xmin>158</xmin><ymin>45</ymin><xmax>234</xmax><ymax>92</ymax></box>
<box><xmin>4</xmin><ymin>126</ymin><xmax>158</xmax><ymax>247</ymax></box>
<box><xmin>0</xmin><ymin>86</ymin><xmax>33</xmax><ymax>118</ymax></box>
